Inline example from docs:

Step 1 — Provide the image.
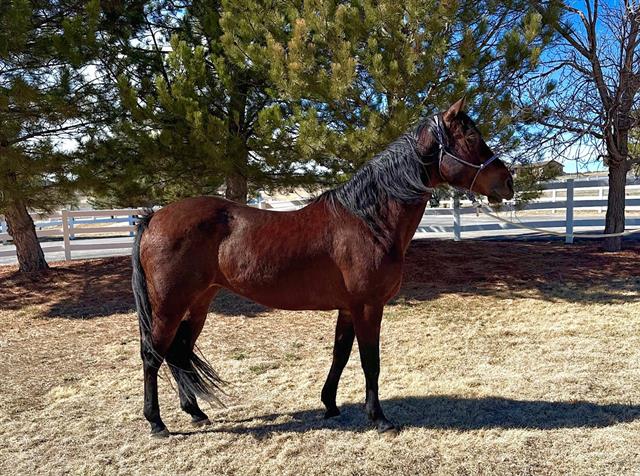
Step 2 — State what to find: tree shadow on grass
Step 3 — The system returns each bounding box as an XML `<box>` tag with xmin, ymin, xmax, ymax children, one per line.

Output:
<box><xmin>173</xmin><ymin>395</ymin><xmax>640</xmax><ymax>437</ymax></box>
<box><xmin>0</xmin><ymin>257</ymin><xmax>134</xmax><ymax>319</ymax></box>
<box><xmin>395</xmin><ymin>239</ymin><xmax>640</xmax><ymax>306</ymax></box>
<box><xmin>1</xmin><ymin>240</ymin><xmax>638</xmax><ymax>318</ymax></box>
<box><xmin>0</xmin><ymin>257</ymin><xmax>273</xmax><ymax>319</ymax></box>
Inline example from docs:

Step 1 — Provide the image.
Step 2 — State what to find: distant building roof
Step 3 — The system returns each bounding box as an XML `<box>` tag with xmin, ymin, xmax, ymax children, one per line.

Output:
<box><xmin>513</xmin><ymin>159</ymin><xmax>564</xmax><ymax>176</ymax></box>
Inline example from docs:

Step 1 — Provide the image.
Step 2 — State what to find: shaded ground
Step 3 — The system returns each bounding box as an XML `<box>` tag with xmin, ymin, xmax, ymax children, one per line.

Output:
<box><xmin>1</xmin><ymin>240</ymin><xmax>639</xmax><ymax>318</ymax></box>
<box><xmin>1</xmin><ymin>240</ymin><xmax>640</xmax><ymax>475</ymax></box>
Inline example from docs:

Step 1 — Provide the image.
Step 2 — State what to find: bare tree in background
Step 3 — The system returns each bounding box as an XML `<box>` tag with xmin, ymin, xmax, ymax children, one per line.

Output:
<box><xmin>524</xmin><ymin>0</ymin><xmax>640</xmax><ymax>251</ymax></box>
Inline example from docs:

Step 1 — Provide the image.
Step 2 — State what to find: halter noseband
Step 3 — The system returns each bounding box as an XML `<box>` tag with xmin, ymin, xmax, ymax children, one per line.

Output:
<box><xmin>430</xmin><ymin>114</ymin><xmax>500</xmax><ymax>194</ymax></box>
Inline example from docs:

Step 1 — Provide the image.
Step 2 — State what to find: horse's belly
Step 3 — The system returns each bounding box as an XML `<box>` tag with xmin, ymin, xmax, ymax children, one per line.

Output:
<box><xmin>217</xmin><ymin>254</ymin><xmax>348</xmax><ymax>311</ymax></box>
<box><xmin>224</xmin><ymin>274</ymin><xmax>347</xmax><ymax>311</ymax></box>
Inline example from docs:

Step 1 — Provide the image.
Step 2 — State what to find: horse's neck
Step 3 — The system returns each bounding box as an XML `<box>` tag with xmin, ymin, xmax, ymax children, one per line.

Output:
<box><xmin>383</xmin><ymin>199</ymin><xmax>429</xmax><ymax>254</ymax></box>
<box><xmin>384</xmin><ymin>160</ymin><xmax>442</xmax><ymax>254</ymax></box>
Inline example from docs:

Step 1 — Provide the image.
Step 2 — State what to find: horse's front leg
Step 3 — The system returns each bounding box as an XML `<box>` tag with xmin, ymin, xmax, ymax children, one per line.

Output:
<box><xmin>353</xmin><ymin>304</ymin><xmax>396</xmax><ymax>433</ymax></box>
<box><xmin>321</xmin><ymin>309</ymin><xmax>355</xmax><ymax>418</ymax></box>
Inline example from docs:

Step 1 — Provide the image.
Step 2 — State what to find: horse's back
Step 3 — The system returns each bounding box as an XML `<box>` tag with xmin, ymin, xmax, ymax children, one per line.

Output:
<box><xmin>214</xmin><ymin>198</ymin><xmax>350</xmax><ymax>308</ymax></box>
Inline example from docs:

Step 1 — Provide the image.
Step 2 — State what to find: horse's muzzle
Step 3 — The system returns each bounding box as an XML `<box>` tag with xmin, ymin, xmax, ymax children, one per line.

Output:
<box><xmin>489</xmin><ymin>177</ymin><xmax>514</xmax><ymax>203</ymax></box>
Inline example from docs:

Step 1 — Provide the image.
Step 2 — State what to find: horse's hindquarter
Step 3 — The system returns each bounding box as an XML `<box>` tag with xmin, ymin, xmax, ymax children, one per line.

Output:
<box><xmin>140</xmin><ymin>197</ymin><xmax>235</xmax><ymax>315</ymax></box>
<box><xmin>217</xmin><ymin>202</ymin><xmax>350</xmax><ymax>310</ymax></box>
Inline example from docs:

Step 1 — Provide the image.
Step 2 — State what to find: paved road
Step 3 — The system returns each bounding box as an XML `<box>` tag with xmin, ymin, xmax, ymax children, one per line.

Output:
<box><xmin>0</xmin><ymin>214</ymin><xmax>633</xmax><ymax>266</ymax></box>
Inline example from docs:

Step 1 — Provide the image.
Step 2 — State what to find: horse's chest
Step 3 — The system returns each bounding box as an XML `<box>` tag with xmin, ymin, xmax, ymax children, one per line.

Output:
<box><xmin>340</xmin><ymin>251</ymin><xmax>404</xmax><ymax>302</ymax></box>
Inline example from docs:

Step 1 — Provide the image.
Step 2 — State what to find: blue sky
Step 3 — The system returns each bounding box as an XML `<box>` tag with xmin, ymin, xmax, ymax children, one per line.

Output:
<box><xmin>532</xmin><ymin>0</ymin><xmax>622</xmax><ymax>175</ymax></box>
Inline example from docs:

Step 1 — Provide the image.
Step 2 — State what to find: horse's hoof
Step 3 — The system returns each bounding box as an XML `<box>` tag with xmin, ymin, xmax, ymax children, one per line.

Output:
<box><xmin>150</xmin><ymin>428</ymin><xmax>170</xmax><ymax>438</ymax></box>
<box><xmin>324</xmin><ymin>407</ymin><xmax>341</xmax><ymax>419</ymax></box>
<box><xmin>376</xmin><ymin>420</ymin><xmax>399</xmax><ymax>435</ymax></box>
<box><xmin>191</xmin><ymin>418</ymin><xmax>212</xmax><ymax>427</ymax></box>
<box><xmin>380</xmin><ymin>426</ymin><xmax>400</xmax><ymax>437</ymax></box>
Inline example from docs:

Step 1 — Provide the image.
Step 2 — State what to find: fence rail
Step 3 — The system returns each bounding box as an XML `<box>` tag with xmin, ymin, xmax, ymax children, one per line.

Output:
<box><xmin>0</xmin><ymin>209</ymin><xmax>145</xmax><ymax>260</ymax></box>
<box><xmin>1</xmin><ymin>177</ymin><xmax>639</xmax><ymax>263</ymax></box>
<box><xmin>421</xmin><ymin>178</ymin><xmax>640</xmax><ymax>242</ymax></box>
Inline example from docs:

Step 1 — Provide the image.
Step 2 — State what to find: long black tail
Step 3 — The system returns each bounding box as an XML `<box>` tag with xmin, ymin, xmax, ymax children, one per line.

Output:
<box><xmin>167</xmin><ymin>322</ymin><xmax>225</xmax><ymax>405</ymax></box>
<box><xmin>132</xmin><ymin>210</ymin><xmax>155</xmax><ymax>357</ymax></box>
<box><xmin>132</xmin><ymin>210</ymin><xmax>224</xmax><ymax>403</ymax></box>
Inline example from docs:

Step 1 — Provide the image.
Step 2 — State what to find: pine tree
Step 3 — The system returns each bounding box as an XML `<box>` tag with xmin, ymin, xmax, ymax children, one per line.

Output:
<box><xmin>265</xmin><ymin>0</ymin><xmax>555</xmax><ymax>181</ymax></box>
<box><xmin>0</xmin><ymin>0</ymin><xmax>144</xmax><ymax>271</ymax></box>
<box><xmin>89</xmin><ymin>0</ymin><xmax>552</xmax><ymax>206</ymax></box>
<box><xmin>1</xmin><ymin>0</ymin><xmax>95</xmax><ymax>272</ymax></box>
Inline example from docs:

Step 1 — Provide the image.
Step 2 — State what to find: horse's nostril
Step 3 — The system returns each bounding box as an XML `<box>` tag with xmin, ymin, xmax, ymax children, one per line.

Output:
<box><xmin>506</xmin><ymin>177</ymin><xmax>514</xmax><ymax>192</ymax></box>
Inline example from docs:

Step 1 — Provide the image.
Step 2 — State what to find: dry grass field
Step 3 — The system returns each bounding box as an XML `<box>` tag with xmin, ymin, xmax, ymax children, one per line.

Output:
<box><xmin>1</xmin><ymin>240</ymin><xmax>640</xmax><ymax>475</ymax></box>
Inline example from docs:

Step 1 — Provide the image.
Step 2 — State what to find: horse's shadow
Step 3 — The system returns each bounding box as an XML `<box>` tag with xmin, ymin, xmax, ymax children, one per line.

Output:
<box><xmin>173</xmin><ymin>395</ymin><xmax>640</xmax><ymax>437</ymax></box>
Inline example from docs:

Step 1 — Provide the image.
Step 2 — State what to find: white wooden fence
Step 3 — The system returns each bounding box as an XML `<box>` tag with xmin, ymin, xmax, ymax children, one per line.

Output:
<box><xmin>0</xmin><ymin>209</ymin><xmax>144</xmax><ymax>261</ymax></box>
<box><xmin>1</xmin><ymin>177</ymin><xmax>639</xmax><ymax>263</ymax></box>
<box><xmin>418</xmin><ymin>177</ymin><xmax>640</xmax><ymax>243</ymax></box>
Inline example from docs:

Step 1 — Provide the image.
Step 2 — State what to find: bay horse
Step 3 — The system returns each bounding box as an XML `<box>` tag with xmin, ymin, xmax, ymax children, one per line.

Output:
<box><xmin>132</xmin><ymin>98</ymin><xmax>514</xmax><ymax>437</ymax></box>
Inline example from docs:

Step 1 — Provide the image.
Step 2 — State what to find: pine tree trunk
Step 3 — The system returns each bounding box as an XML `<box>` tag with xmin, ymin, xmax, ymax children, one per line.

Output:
<box><xmin>224</xmin><ymin>168</ymin><xmax>248</xmax><ymax>203</ymax></box>
<box><xmin>225</xmin><ymin>79</ymin><xmax>249</xmax><ymax>204</ymax></box>
<box><xmin>603</xmin><ymin>159</ymin><xmax>628</xmax><ymax>252</ymax></box>
<box><xmin>4</xmin><ymin>201</ymin><xmax>49</xmax><ymax>272</ymax></box>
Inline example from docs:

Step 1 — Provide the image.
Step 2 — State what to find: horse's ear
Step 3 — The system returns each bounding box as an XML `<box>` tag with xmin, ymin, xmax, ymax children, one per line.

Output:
<box><xmin>443</xmin><ymin>96</ymin><xmax>466</xmax><ymax>125</ymax></box>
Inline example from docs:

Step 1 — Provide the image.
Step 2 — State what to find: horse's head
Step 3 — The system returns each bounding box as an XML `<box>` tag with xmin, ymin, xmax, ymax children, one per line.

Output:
<box><xmin>420</xmin><ymin>98</ymin><xmax>514</xmax><ymax>204</ymax></box>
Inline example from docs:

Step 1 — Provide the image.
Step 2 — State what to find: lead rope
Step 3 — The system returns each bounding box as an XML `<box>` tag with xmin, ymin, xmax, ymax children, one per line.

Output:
<box><xmin>463</xmin><ymin>195</ymin><xmax>640</xmax><ymax>239</ymax></box>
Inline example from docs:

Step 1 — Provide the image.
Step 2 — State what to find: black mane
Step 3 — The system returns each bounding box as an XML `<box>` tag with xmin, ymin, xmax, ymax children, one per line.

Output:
<box><xmin>319</xmin><ymin>117</ymin><xmax>440</xmax><ymax>240</ymax></box>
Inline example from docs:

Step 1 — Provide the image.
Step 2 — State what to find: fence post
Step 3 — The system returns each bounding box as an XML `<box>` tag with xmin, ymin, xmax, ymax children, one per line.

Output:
<box><xmin>565</xmin><ymin>179</ymin><xmax>574</xmax><ymax>244</ymax></box>
<box><xmin>62</xmin><ymin>210</ymin><xmax>71</xmax><ymax>261</ymax></box>
<box><xmin>599</xmin><ymin>187</ymin><xmax>604</xmax><ymax>213</ymax></box>
<box><xmin>129</xmin><ymin>214</ymin><xmax>135</xmax><ymax>237</ymax></box>
<box><xmin>0</xmin><ymin>217</ymin><xmax>5</xmax><ymax>244</ymax></box>
<box><xmin>453</xmin><ymin>195</ymin><xmax>461</xmax><ymax>241</ymax></box>
<box><xmin>69</xmin><ymin>216</ymin><xmax>75</xmax><ymax>240</ymax></box>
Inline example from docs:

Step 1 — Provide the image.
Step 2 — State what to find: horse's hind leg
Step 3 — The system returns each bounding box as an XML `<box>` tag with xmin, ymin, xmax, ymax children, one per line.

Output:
<box><xmin>166</xmin><ymin>287</ymin><xmax>220</xmax><ymax>425</ymax></box>
<box><xmin>142</xmin><ymin>346</ymin><xmax>168</xmax><ymax>437</ymax></box>
<box><xmin>321</xmin><ymin>309</ymin><xmax>355</xmax><ymax>418</ymax></box>
<box><xmin>141</xmin><ymin>313</ymin><xmax>183</xmax><ymax>437</ymax></box>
